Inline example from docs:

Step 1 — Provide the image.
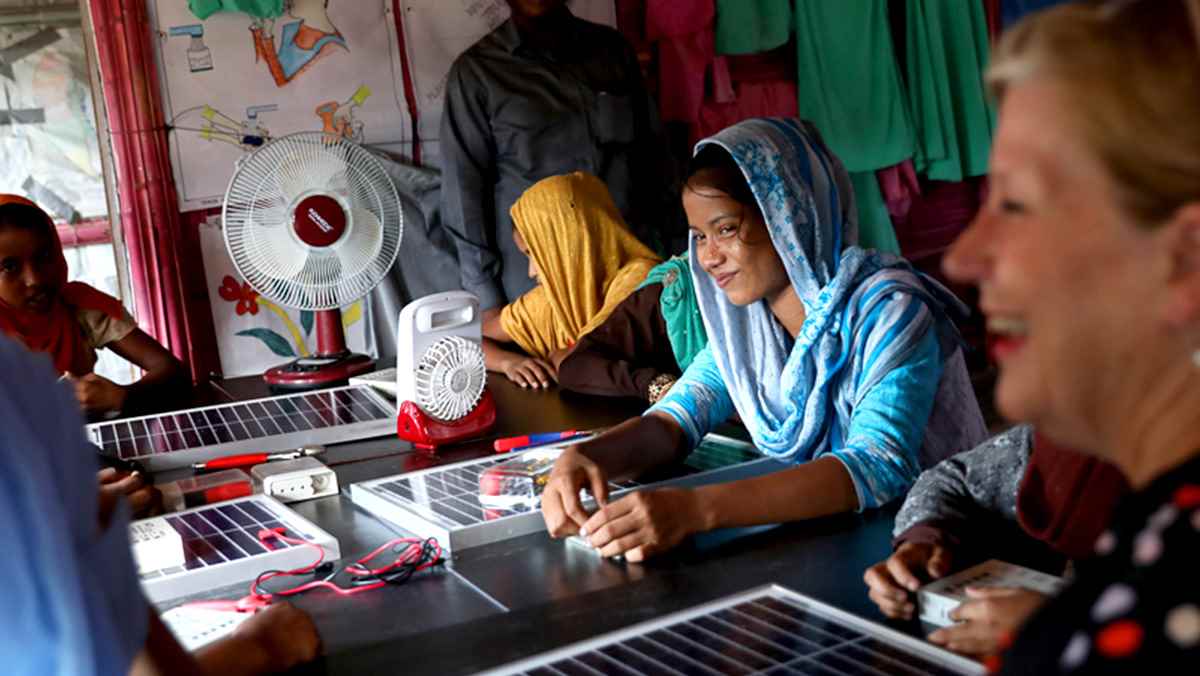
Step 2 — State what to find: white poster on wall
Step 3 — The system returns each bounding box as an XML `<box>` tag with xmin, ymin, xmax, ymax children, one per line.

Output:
<box><xmin>149</xmin><ymin>0</ymin><xmax>411</xmax><ymax>212</ymax></box>
<box><xmin>395</xmin><ymin>0</ymin><xmax>616</xmax><ymax>167</ymax></box>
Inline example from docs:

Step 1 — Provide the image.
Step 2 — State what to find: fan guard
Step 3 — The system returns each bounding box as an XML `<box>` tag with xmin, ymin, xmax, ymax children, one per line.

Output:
<box><xmin>414</xmin><ymin>336</ymin><xmax>487</xmax><ymax>423</ymax></box>
<box><xmin>222</xmin><ymin>132</ymin><xmax>402</xmax><ymax>310</ymax></box>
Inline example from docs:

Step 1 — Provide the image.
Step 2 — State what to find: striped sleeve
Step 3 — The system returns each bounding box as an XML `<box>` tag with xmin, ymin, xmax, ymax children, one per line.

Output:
<box><xmin>827</xmin><ymin>326</ymin><xmax>941</xmax><ymax>510</ymax></box>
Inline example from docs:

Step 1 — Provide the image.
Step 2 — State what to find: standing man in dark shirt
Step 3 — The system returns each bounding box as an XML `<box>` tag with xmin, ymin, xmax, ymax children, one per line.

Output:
<box><xmin>439</xmin><ymin>0</ymin><xmax>671</xmax><ymax>317</ymax></box>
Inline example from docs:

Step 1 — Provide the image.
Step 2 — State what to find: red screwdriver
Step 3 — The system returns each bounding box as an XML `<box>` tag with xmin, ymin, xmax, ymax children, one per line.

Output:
<box><xmin>192</xmin><ymin>445</ymin><xmax>324</xmax><ymax>472</ymax></box>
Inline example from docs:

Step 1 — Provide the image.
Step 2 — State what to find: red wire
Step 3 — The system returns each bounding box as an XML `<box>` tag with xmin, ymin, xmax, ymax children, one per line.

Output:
<box><xmin>184</xmin><ymin>529</ymin><xmax>443</xmax><ymax>614</ymax></box>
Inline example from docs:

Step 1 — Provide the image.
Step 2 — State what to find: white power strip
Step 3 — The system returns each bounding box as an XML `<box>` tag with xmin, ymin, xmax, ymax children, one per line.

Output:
<box><xmin>251</xmin><ymin>457</ymin><xmax>339</xmax><ymax>503</ymax></box>
<box><xmin>349</xmin><ymin>367</ymin><xmax>398</xmax><ymax>396</ymax></box>
<box><xmin>161</xmin><ymin>605</ymin><xmax>252</xmax><ymax>652</ymax></box>
<box><xmin>918</xmin><ymin>559</ymin><xmax>1065</xmax><ymax>627</ymax></box>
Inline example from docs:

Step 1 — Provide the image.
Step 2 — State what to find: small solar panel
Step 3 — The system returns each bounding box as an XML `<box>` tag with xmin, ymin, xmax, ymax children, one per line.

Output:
<box><xmin>87</xmin><ymin>385</ymin><xmax>394</xmax><ymax>471</ymax></box>
<box><xmin>349</xmin><ymin>434</ymin><xmax>771</xmax><ymax>553</ymax></box>
<box><xmin>480</xmin><ymin>584</ymin><xmax>985</xmax><ymax>676</ymax></box>
<box><xmin>136</xmin><ymin>495</ymin><xmax>340</xmax><ymax>603</ymax></box>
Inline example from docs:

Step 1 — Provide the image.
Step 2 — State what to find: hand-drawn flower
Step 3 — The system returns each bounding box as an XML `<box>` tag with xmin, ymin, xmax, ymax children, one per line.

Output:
<box><xmin>218</xmin><ymin>275</ymin><xmax>259</xmax><ymax>316</ymax></box>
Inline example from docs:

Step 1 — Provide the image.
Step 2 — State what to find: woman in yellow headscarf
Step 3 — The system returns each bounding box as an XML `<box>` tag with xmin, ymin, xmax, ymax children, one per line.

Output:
<box><xmin>482</xmin><ymin>172</ymin><xmax>662</xmax><ymax>388</ymax></box>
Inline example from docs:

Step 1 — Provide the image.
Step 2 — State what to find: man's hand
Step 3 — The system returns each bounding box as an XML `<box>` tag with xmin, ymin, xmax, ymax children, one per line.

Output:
<box><xmin>863</xmin><ymin>542</ymin><xmax>955</xmax><ymax>619</ymax></box>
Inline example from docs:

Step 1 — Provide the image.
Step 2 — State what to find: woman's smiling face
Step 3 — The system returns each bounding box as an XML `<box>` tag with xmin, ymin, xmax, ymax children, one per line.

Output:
<box><xmin>944</xmin><ymin>78</ymin><xmax>1162</xmax><ymax>448</ymax></box>
<box><xmin>683</xmin><ymin>171</ymin><xmax>789</xmax><ymax>308</ymax></box>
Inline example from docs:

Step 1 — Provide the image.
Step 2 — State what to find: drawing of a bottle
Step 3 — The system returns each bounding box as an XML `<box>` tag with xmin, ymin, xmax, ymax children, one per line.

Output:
<box><xmin>169</xmin><ymin>25</ymin><xmax>213</xmax><ymax>73</ymax></box>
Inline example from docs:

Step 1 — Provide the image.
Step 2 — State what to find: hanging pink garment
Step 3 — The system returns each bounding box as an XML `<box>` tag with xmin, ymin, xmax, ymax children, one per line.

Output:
<box><xmin>696</xmin><ymin>81</ymin><xmax>798</xmax><ymax>139</ymax></box>
<box><xmin>694</xmin><ymin>47</ymin><xmax>796</xmax><ymax>140</ymax></box>
<box><xmin>893</xmin><ymin>178</ymin><xmax>984</xmax><ymax>263</ymax></box>
<box><xmin>726</xmin><ymin>47</ymin><xmax>795</xmax><ymax>83</ymax></box>
<box><xmin>646</xmin><ymin>0</ymin><xmax>716</xmax><ymax>124</ymax></box>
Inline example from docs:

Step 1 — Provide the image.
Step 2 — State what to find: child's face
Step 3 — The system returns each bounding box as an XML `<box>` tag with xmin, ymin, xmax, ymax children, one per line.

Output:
<box><xmin>0</xmin><ymin>226</ymin><xmax>59</xmax><ymax>313</ymax></box>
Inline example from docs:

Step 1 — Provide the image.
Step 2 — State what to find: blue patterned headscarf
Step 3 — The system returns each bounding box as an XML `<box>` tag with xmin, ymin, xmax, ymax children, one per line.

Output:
<box><xmin>688</xmin><ymin>118</ymin><xmax>980</xmax><ymax>467</ymax></box>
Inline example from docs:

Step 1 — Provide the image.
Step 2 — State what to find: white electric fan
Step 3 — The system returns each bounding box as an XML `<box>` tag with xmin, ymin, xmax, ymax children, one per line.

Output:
<box><xmin>395</xmin><ymin>291</ymin><xmax>496</xmax><ymax>449</ymax></box>
<box><xmin>223</xmin><ymin>131</ymin><xmax>402</xmax><ymax>388</ymax></box>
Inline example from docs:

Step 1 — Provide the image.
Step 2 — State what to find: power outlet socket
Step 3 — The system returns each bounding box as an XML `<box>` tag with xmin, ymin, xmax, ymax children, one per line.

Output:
<box><xmin>251</xmin><ymin>457</ymin><xmax>338</xmax><ymax>504</ymax></box>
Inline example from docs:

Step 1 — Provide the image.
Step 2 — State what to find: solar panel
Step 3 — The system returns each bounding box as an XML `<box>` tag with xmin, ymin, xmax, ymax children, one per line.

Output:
<box><xmin>135</xmin><ymin>495</ymin><xmax>340</xmax><ymax>603</ymax></box>
<box><xmin>87</xmin><ymin>385</ymin><xmax>395</xmax><ymax>471</ymax></box>
<box><xmin>348</xmin><ymin>434</ymin><xmax>773</xmax><ymax>553</ymax></box>
<box><xmin>480</xmin><ymin>584</ymin><xmax>985</xmax><ymax>676</ymax></box>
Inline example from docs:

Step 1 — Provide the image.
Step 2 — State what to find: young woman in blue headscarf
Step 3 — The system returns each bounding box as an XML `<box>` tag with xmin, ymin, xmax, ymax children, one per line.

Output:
<box><xmin>540</xmin><ymin>118</ymin><xmax>987</xmax><ymax>561</ymax></box>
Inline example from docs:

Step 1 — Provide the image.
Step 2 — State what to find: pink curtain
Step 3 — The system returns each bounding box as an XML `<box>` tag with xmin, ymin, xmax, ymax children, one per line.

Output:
<box><xmin>87</xmin><ymin>0</ymin><xmax>202</xmax><ymax>380</ymax></box>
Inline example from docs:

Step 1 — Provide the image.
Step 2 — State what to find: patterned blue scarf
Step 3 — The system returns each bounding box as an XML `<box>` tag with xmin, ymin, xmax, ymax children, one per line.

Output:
<box><xmin>690</xmin><ymin>118</ymin><xmax>978</xmax><ymax>465</ymax></box>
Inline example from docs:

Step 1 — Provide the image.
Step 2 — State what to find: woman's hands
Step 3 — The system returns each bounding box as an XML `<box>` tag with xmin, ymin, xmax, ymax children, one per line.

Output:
<box><xmin>865</xmin><ymin>543</ymin><xmax>1048</xmax><ymax>657</ymax></box>
<box><xmin>928</xmin><ymin>587</ymin><xmax>1047</xmax><ymax>656</ymax></box>
<box><xmin>863</xmin><ymin>542</ymin><xmax>955</xmax><ymax>619</ymax></box>
<box><xmin>540</xmin><ymin>444</ymin><xmax>706</xmax><ymax>561</ymax></box>
<box><xmin>499</xmin><ymin>354</ymin><xmax>557</xmax><ymax>389</ymax></box>
<box><xmin>540</xmin><ymin>445</ymin><xmax>610</xmax><ymax>536</ymax></box>
<box><xmin>580</xmin><ymin>488</ymin><xmax>704</xmax><ymax>562</ymax></box>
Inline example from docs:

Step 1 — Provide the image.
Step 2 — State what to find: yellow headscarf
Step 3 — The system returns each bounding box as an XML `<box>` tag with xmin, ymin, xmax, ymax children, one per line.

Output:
<box><xmin>500</xmin><ymin>172</ymin><xmax>661</xmax><ymax>360</ymax></box>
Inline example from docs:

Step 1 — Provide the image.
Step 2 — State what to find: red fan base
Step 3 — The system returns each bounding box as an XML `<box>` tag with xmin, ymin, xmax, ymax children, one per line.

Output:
<box><xmin>263</xmin><ymin>309</ymin><xmax>374</xmax><ymax>389</ymax></box>
<box><xmin>397</xmin><ymin>389</ymin><xmax>497</xmax><ymax>450</ymax></box>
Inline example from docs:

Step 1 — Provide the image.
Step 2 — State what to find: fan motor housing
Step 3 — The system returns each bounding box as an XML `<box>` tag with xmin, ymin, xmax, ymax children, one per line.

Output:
<box><xmin>293</xmin><ymin>194</ymin><xmax>347</xmax><ymax>248</ymax></box>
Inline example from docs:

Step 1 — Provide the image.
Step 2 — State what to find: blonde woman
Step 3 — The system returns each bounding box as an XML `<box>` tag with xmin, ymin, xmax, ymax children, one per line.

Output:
<box><xmin>942</xmin><ymin>1</ymin><xmax>1200</xmax><ymax>671</ymax></box>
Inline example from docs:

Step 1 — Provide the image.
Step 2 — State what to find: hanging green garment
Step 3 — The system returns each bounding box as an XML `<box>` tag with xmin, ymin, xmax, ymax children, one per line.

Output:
<box><xmin>849</xmin><ymin>172</ymin><xmax>901</xmax><ymax>254</ymax></box>
<box><xmin>637</xmin><ymin>256</ymin><xmax>708</xmax><ymax>371</ymax></box>
<box><xmin>905</xmin><ymin>0</ymin><xmax>995</xmax><ymax>181</ymax></box>
<box><xmin>188</xmin><ymin>0</ymin><xmax>284</xmax><ymax>21</ymax></box>
<box><xmin>715</xmin><ymin>0</ymin><xmax>792</xmax><ymax>56</ymax></box>
<box><xmin>793</xmin><ymin>1</ymin><xmax>915</xmax><ymax>173</ymax></box>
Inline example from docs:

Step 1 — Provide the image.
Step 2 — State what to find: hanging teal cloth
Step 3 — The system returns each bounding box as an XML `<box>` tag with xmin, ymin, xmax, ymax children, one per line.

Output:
<box><xmin>188</xmin><ymin>0</ymin><xmax>284</xmax><ymax>21</ymax></box>
<box><xmin>638</xmin><ymin>256</ymin><xmax>708</xmax><ymax>372</ymax></box>
<box><xmin>849</xmin><ymin>172</ymin><xmax>901</xmax><ymax>255</ymax></box>
<box><xmin>715</xmin><ymin>0</ymin><xmax>792</xmax><ymax>56</ymax></box>
<box><xmin>793</xmin><ymin>1</ymin><xmax>915</xmax><ymax>173</ymax></box>
<box><xmin>905</xmin><ymin>0</ymin><xmax>995</xmax><ymax>181</ymax></box>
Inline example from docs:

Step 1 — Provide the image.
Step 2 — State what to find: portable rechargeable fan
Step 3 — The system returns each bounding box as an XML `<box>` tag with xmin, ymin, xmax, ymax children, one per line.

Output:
<box><xmin>223</xmin><ymin>132</ymin><xmax>402</xmax><ymax>388</ymax></box>
<box><xmin>395</xmin><ymin>291</ymin><xmax>496</xmax><ymax>449</ymax></box>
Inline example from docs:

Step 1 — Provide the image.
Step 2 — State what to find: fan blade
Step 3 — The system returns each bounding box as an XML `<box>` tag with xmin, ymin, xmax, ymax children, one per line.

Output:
<box><xmin>272</xmin><ymin>147</ymin><xmax>342</xmax><ymax>203</ymax></box>
<box><xmin>245</xmin><ymin>219</ymin><xmax>308</xmax><ymax>282</ymax></box>
<box><xmin>332</xmin><ymin>207</ymin><xmax>384</xmax><ymax>286</ymax></box>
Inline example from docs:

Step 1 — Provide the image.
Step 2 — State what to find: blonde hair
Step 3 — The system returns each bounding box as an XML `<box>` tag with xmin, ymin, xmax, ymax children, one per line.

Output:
<box><xmin>987</xmin><ymin>0</ymin><xmax>1200</xmax><ymax>228</ymax></box>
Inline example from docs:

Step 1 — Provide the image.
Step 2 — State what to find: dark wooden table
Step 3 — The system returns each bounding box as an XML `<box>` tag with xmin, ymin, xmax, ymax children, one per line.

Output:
<box><xmin>159</xmin><ymin>374</ymin><xmax>908</xmax><ymax>675</ymax></box>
